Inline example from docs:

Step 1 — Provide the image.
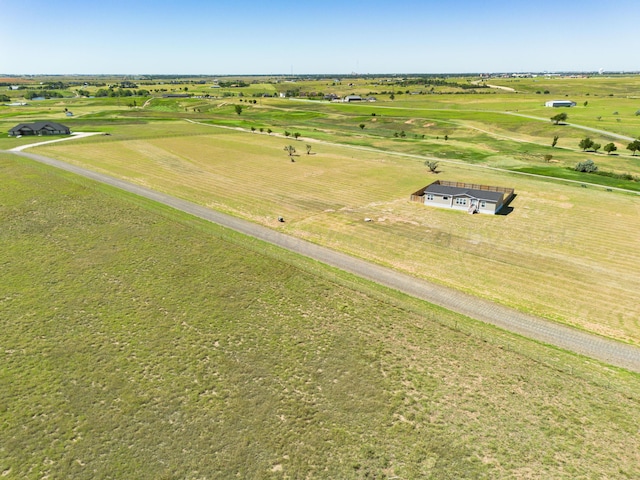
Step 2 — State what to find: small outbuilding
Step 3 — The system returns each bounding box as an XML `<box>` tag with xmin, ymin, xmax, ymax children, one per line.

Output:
<box><xmin>411</xmin><ymin>180</ymin><xmax>514</xmax><ymax>215</ymax></box>
<box><xmin>9</xmin><ymin>121</ymin><xmax>71</xmax><ymax>136</ymax></box>
<box><xmin>343</xmin><ymin>95</ymin><xmax>363</xmax><ymax>102</ymax></box>
<box><xmin>545</xmin><ymin>100</ymin><xmax>576</xmax><ymax>107</ymax></box>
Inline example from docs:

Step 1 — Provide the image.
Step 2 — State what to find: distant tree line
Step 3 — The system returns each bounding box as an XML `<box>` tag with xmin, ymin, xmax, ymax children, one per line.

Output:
<box><xmin>24</xmin><ymin>90</ymin><xmax>63</xmax><ymax>99</ymax></box>
<box><xmin>393</xmin><ymin>78</ymin><xmax>488</xmax><ymax>90</ymax></box>
<box><xmin>94</xmin><ymin>88</ymin><xmax>150</xmax><ymax>97</ymax></box>
<box><xmin>217</xmin><ymin>80</ymin><xmax>249</xmax><ymax>88</ymax></box>
<box><xmin>41</xmin><ymin>81</ymin><xmax>69</xmax><ymax>89</ymax></box>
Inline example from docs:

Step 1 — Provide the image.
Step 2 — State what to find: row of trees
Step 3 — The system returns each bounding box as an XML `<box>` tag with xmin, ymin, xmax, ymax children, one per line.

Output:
<box><xmin>94</xmin><ymin>88</ymin><xmax>150</xmax><ymax>97</ymax></box>
<box><xmin>552</xmin><ymin>113</ymin><xmax>640</xmax><ymax>155</ymax></box>
<box><xmin>579</xmin><ymin>136</ymin><xmax>640</xmax><ymax>155</ymax></box>
<box><xmin>244</xmin><ymin>122</ymin><xmax>305</xmax><ymax>141</ymax></box>
<box><xmin>24</xmin><ymin>90</ymin><xmax>63</xmax><ymax>99</ymax></box>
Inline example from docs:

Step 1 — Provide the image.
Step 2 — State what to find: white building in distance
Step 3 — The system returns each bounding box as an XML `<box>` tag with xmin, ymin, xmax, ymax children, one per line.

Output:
<box><xmin>545</xmin><ymin>100</ymin><xmax>576</xmax><ymax>107</ymax></box>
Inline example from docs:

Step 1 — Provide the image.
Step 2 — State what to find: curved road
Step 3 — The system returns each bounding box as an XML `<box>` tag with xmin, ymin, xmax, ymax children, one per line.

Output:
<box><xmin>7</xmin><ymin>149</ymin><xmax>640</xmax><ymax>373</ymax></box>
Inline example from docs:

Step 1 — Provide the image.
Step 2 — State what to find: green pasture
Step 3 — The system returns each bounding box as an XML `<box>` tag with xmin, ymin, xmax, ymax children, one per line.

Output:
<box><xmin>128</xmin><ymin>98</ymin><xmax>639</xmax><ymax>179</ymax></box>
<box><xmin>2</xmin><ymin>153</ymin><xmax>640</xmax><ymax>479</ymax></box>
<box><xmin>33</xmin><ymin>122</ymin><xmax>640</xmax><ymax>344</ymax></box>
<box><xmin>4</xmin><ymin>75</ymin><xmax>640</xmax><ymax>343</ymax></box>
<box><xmin>488</xmin><ymin>75</ymin><xmax>640</xmax><ymax>96</ymax></box>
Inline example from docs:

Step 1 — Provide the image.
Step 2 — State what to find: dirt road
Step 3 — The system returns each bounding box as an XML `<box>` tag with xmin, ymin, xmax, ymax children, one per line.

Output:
<box><xmin>8</xmin><ymin>149</ymin><xmax>640</xmax><ymax>373</ymax></box>
<box><xmin>505</xmin><ymin>112</ymin><xmax>637</xmax><ymax>142</ymax></box>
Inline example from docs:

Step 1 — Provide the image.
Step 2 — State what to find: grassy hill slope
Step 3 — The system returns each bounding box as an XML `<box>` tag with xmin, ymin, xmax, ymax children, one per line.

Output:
<box><xmin>2</xmin><ymin>153</ymin><xmax>640</xmax><ymax>479</ymax></box>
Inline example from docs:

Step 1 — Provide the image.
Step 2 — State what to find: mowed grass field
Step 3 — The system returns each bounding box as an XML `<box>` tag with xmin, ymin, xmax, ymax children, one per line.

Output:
<box><xmin>34</xmin><ymin>122</ymin><xmax>640</xmax><ymax>344</ymax></box>
<box><xmin>2</xmin><ymin>153</ymin><xmax>640</xmax><ymax>479</ymax></box>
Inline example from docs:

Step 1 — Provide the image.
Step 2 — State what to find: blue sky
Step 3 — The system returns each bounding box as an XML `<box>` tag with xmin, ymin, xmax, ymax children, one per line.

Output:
<box><xmin>2</xmin><ymin>0</ymin><xmax>638</xmax><ymax>74</ymax></box>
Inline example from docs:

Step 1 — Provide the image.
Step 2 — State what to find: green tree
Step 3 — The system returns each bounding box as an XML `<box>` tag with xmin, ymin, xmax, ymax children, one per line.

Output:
<box><xmin>551</xmin><ymin>112</ymin><xmax>568</xmax><ymax>125</ymax></box>
<box><xmin>234</xmin><ymin>104</ymin><xmax>243</xmax><ymax>115</ymax></box>
<box><xmin>389</xmin><ymin>93</ymin><xmax>395</xmax><ymax>100</ymax></box>
<box><xmin>267</xmin><ymin>128</ymin><xmax>272</xmax><ymax>135</ymax></box>
<box><xmin>306</xmin><ymin>144</ymin><xmax>312</xmax><ymax>155</ymax></box>
<box><xmin>583</xmin><ymin>101</ymin><xmax>588</xmax><ymax>107</ymax></box>
<box><xmin>579</xmin><ymin>137</ymin><xmax>594</xmax><ymax>151</ymax></box>
<box><xmin>284</xmin><ymin>131</ymin><xmax>291</xmax><ymax>137</ymax></box>
<box><xmin>551</xmin><ymin>135</ymin><xmax>559</xmax><ymax>147</ymax></box>
<box><xmin>543</xmin><ymin>154</ymin><xmax>553</xmax><ymax>162</ymax></box>
<box><xmin>424</xmin><ymin>160</ymin><xmax>439</xmax><ymax>173</ymax></box>
<box><xmin>359</xmin><ymin>123</ymin><xmax>365</xmax><ymax>130</ymax></box>
<box><xmin>627</xmin><ymin>140</ymin><xmax>640</xmax><ymax>156</ymax></box>
<box><xmin>443</xmin><ymin>134</ymin><xmax>449</xmax><ymax>141</ymax></box>
<box><xmin>603</xmin><ymin>143</ymin><xmax>617</xmax><ymax>155</ymax></box>
<box><xmin>293</xmin><ymin>132</ymin><xmax>301</xmax><ymax>139</ymax></box>
<box><xmin>284</xmin><ymin>145</ymin><xmax>296</xmax><ymax>156</ymax></box>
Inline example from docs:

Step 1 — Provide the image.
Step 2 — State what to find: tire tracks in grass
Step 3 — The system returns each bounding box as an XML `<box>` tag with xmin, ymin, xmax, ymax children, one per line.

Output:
<box><xmin>6</xmin><ymin>148</ymin><xmax>640</xmax><ymax>373</ymax></box>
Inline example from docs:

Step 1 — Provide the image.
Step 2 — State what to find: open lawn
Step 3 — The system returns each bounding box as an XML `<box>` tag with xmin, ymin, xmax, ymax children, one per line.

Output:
<box><xmin>2</xmin><ymin>154</ymin><xmax>640</xmax><ymax>479</ymax></box>
<box><xmin>32</xmin><ymin>122</ymin><xmax>640</xmax><ymax>344</ymax></box>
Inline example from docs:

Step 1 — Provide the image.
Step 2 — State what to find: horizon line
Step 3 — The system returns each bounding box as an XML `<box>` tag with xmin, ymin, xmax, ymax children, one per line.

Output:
<box><xmin>3</xmin><ymin>71</ymin><xmax>640</xmax><ymax>77</ymax></box>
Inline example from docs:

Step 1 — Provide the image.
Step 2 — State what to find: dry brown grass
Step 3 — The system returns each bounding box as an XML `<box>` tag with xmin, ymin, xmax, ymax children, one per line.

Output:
<box><xmin>35</xmin><ymin>123</ymin><xmax>640</xmax><ymax>343</ymax></box>
<box><xmin>3</xmin><ymin>152</ymin><xmax>640</xmax><ymax>479</ymax></box>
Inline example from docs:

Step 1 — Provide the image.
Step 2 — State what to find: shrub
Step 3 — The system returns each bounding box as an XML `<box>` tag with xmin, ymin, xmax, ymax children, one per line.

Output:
<box><xmin>575</xmin><ymin>159</ymin><xmax>598</xmax><ymax>173</ymax></box>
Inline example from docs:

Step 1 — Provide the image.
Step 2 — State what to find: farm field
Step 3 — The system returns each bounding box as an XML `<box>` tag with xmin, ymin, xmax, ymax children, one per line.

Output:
<box><xmin>32</xmin><ymin>120</ymin><xmax>640</xmax><ymax>344</ymax></box>
<box><xmin>2</xmin><ymin>153</ymin><xmax>640</xmax><ymax>479</ymax></box>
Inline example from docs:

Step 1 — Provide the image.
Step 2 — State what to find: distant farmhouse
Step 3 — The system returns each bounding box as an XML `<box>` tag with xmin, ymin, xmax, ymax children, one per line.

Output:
<box><xmin>343</xmin><ymin>95</ymin><xmax>362</xmax><ymax>102</ymax></box>
<box><xmin>411</xmin><ymin>180</ymin><xmax>514</xmax><ymax>215</ymax></box>
<box><xmin>9</xmin><ymin>122</ymin><xmax>70</xmax><ymax>136</ymax></box>
<box><xmin>545</xmin><ymin>100</ymin><xmax>576</xmax><ymax>107</ymax></box>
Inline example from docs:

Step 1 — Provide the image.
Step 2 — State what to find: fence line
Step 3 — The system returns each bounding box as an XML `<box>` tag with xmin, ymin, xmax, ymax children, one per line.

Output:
<box><xmin>410</xmin><ymin>180</ymin><xmax>514</xmax><ymax>203</ymax></box>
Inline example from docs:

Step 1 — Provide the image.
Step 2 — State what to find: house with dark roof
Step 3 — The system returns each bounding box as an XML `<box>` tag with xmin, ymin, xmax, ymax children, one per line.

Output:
<box><xmin>9</xmin><ymin>122</ymin><xmax>71</xmax><ymax>136</ymax></box>
<box><xmin>411</xmin><ymin>180</ymin><xmax>515</xmax><ymax>214</ymax></box>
